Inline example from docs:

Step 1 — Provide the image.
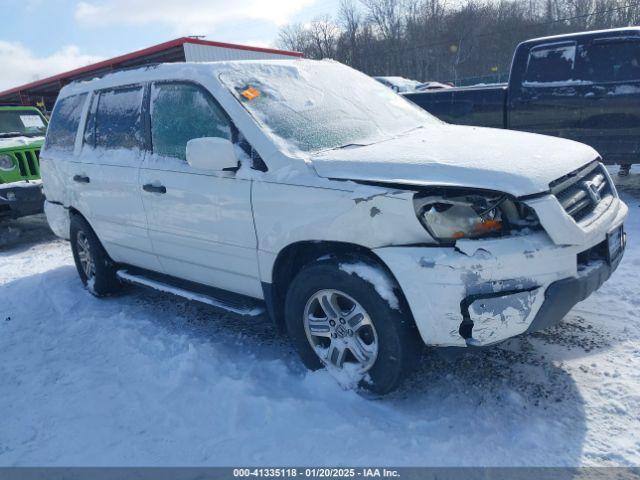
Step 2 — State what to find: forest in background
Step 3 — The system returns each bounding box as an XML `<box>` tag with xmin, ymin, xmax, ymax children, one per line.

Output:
<box><xmin>277</xmin><ymin>0</ymin><xmax>640</xmax><ymax>85</ymax></box>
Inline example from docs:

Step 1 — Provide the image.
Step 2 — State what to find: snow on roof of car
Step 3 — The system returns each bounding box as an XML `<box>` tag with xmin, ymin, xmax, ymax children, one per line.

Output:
<box><xmin>58</xmin><ymin>58</ymin><xmax>314</xmax><ymax>97</ymax></box>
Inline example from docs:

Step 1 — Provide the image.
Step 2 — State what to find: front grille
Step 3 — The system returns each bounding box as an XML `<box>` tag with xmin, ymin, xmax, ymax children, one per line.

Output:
<box><xmin>550</xmin><ymin>162</ymin><xmax>613</xmax><ymax>224</ymax></box>
<box><xmin>12</xmin><ymin>149</ymin><xmax>41</xmax><ymax>178</ymax></box>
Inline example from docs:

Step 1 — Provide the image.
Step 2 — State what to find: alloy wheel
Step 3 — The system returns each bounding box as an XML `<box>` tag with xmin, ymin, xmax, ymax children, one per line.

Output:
<box><xmin>303</xmin><ymin>289</ymin><xmax>379</xmax><ymax>373</ymax></box>
<box><xmin>76</xmin><ymin>231</ymin><xmax>95</xmax><ymax>280</ymax></box>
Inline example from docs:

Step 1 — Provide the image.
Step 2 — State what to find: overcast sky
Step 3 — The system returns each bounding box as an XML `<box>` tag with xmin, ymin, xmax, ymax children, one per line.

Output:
<box><xmin>0</xmin><ymin>0</ymin><xmax>341</xmax><ymax>90</ymax></box>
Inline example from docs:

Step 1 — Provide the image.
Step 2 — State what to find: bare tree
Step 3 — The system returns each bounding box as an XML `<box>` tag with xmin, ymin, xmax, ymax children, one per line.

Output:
<box><xmin>338</xmin><ymin>0</ymin><xmax>362</xmax><ymax>67</ymax></box>
<box><xmin>278</xmin><ymin>0</ymin><xmax>640</xmax><ymax>84</ymax></box>
<box><xmin>277</xmin><ymin>24</ymin><xmax>311</xmax><ymax>54</ymax></box>
<box><xmin>308</xmin><ymin>16</ymin><xmax>340</xmax><ymax>58</ymax></box>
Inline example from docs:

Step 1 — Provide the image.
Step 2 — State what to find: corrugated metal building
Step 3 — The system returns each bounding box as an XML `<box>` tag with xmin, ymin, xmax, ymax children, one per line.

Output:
<box><xmin>0</xmin><ymin>37</ymin><xmax>302</xmax><ymax>111</ymax></box>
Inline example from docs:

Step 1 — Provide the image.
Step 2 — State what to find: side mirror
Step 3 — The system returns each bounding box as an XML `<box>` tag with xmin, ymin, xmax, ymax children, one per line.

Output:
<box><xmin>186</xmin><ymin>137</ymin><xmax>238</xmax><ymax>172</ymax></box>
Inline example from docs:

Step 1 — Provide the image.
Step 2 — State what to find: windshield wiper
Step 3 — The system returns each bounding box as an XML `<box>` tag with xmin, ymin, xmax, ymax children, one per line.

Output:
<box><xmin>0</xmin><ymin>132</ymin><xmax>25</xmax><ymax>138</ymax></box>
<box><xmin>334</xmin><ymin>143</ymin><xmax>368</xmax><ymax>150</ymax></box>
<box><xmin>401</xmin><ymin>125</ymin><xmax>425</xmax><ymax>135</ymax></box>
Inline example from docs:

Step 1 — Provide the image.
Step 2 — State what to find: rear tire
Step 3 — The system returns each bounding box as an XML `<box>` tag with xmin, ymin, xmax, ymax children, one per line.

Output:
<box><xmin>70</xmin><ymin>214</ymin><xmax>121</xmax><ymax>297</ymax></box>
<box><xmin>285</xmin><ymin>258</ymin><xmax>420</xmax><ymax>394</ymax></box>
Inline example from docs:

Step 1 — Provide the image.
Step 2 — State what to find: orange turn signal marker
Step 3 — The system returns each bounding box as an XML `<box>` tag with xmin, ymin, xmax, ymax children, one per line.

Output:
<box><xmin>474</xmin><ymin>219</ymin><xmax>502</xmax><ymax>233</ymax></box>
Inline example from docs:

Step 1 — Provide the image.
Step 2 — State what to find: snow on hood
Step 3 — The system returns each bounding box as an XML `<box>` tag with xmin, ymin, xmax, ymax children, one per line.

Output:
<box><xmin>311</xmin><ymin>125</ymin><xmax>599</xmax><ymax>197</ymax></box>
<box><xmin>0</xmin><ymin>136</ymin><xmax>44</xmax><ymax>150</ymax></box>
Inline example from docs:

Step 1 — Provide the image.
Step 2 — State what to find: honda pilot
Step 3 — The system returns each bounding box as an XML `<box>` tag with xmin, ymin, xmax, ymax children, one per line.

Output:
<box><xmin>41</xmin><ymin>60</ymin><xmax>627</xmax><ymax>393</ymax></box>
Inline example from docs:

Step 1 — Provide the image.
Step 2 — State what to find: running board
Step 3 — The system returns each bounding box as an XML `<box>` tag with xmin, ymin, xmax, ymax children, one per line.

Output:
<box><xmin>116</xmin><ymin>269</ymin><xmax>265</xmax><ymax>317</ymax></box>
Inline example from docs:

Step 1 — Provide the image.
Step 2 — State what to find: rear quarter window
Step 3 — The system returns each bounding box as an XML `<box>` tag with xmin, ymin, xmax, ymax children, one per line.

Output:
<box><xmin>45</xmin><ymin>93</ymin><xmax>87</xmax><ymax>152</ymax></box>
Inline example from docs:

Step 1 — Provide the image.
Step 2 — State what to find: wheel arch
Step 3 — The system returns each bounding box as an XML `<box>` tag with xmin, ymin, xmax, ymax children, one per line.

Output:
<box><xmin>68</xmin><ymin>205</ymin><xmax>88</xmax><ymax>222</ymax></box>
<box><xmin>264</xmin><ymin>240</ymin><xmax>414</xmax><ymax>332</ymax></box>
<box><xmin>68</xmin><ymin>206</ymin><xmax>111</xmax><ymax>258</ymax></box>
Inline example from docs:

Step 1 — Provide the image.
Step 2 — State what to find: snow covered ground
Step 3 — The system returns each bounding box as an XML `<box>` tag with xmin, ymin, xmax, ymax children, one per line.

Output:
<box><xmin>1</xmin><ymin>175</ymin><xmax>639</xmax><ymax>467</ymax></box>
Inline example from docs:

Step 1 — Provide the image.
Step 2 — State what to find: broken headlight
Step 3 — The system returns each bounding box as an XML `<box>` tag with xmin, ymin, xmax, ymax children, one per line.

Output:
<box><xmin>0</xmin><ymin>154</ymin><xmax>15</xmax><ymax>171</ymax></box>
<box><xmin>413</xmin><ymin>190</ymin><xmax>539</xmax><ymax>242</ymax></box>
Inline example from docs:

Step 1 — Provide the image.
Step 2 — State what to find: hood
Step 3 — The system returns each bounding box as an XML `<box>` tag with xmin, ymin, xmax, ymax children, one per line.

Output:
<box><xmin>0</xmin><ymin>136</ymin><xmax>44</xmax><ymax>151</ymax></box>
<box><xmin>311</xmin><ymin>125</ymin><xmax>599</xmax><ymax>197</ymax></box>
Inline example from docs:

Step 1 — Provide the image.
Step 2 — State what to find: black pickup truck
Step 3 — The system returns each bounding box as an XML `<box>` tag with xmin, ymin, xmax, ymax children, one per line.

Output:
<box><xmin>405</xmin><ymin>27</ymin><xmax>640</xmax><ymax>175</ymax></box>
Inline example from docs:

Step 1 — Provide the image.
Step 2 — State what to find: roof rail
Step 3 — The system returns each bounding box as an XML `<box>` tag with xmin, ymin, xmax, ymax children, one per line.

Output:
<box><xmin>65</xmin><ymin>62</ymin><xmax>163</xmax><ymax>86</ymax></box>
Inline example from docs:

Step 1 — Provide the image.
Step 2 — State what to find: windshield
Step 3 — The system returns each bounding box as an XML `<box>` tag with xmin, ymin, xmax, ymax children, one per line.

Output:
<box><xmin>0</xmin><ymin>109</ymin><xmax>47</xmax><ymax>137</ymax></box>
<box><xmin>221</xmin><ymin>61</ymin><xmax>440</xmax><ymax>153</ymax></box>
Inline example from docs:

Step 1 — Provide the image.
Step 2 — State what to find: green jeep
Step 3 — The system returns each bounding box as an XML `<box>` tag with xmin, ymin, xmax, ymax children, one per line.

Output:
<box><xmin>0</xmin><ymin>106</ymin><xmax>47</xmax><ymax>220</ymax></box>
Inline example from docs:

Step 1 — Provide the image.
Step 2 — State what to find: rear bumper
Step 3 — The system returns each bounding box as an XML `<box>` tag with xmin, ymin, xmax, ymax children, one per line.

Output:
<box><xmin>0</xmin><ymin>181</ymin><xmax>44</xmax><ymax>219</ymax></box>
<box><xmin>44</xmin><ymin>200</ymin><xmax>70</xmax><ymax>239</ymax></box>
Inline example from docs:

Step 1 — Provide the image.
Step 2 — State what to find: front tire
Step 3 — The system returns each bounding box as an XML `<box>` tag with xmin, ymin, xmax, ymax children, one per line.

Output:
<box><xmin>285</xmin><ymin>258</ymin><xmax>420</xmax><ymax>394</ymax></box>
<box><xmin>70</xmin><ymin>214</ymin><xmax>121</xmax><ymax>297</ymax></box>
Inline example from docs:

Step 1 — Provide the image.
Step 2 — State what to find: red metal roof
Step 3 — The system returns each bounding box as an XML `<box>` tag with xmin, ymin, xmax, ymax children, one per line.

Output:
<box><xmin>0</xmin><ymin>37</ymin><xmax>303</xmax><ymax>103</ymax></box>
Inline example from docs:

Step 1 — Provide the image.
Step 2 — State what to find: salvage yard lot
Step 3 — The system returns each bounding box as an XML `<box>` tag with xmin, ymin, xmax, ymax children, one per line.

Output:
<box><xmin>1</xmin><ymin>173</ymin><xmax>639</xmax><ymax>467</ymax></box>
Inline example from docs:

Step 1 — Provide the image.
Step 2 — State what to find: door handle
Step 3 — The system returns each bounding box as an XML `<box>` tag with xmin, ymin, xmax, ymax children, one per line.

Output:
<box><xmin>73</xmin><ymin>174</ymin><xmax>90</xmax><ymax>184</ymax></box>
<box><xmin>143</xmin><ymin>183</ymin><xmax>167</xmax><ymax>194</ymax></box>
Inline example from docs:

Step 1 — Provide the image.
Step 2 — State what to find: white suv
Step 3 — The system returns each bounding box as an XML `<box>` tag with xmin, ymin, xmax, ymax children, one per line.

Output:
<box><xmin>41</xmin><ymin>59</ymin><xmax>627</xmax><ymax>393</ymax></box>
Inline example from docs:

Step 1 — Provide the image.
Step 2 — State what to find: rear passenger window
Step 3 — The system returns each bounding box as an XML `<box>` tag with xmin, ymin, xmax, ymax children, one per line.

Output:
<box><xmin>94</xmin><ymin>87</ymin><xmax>144</xmax><ymax>150</ymax></box>
<box><xmin>582</xmin><ymin>40</ymin><xmax>640</xmax><ymax>83</ymax></box>
<box><xmin>524</xmin><ymin>43</ymin><xmax>576</xmax><ymax>84</ymax></box>
<box><xmin>150</xmin><ymin>82</ymin><xmax>232</xmax><ymax>161</ymax></box>
<box><xmin>45</xmin><ymin>93</ymin><xmax>87</xmax><ymax>152</ymax></box>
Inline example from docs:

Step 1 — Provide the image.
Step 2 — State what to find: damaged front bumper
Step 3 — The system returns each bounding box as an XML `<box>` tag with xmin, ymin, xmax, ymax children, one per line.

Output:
<box><xmin>374</xmin><ymin>202</ymin><xmax>628</xmax><ymax>348</ymax></box>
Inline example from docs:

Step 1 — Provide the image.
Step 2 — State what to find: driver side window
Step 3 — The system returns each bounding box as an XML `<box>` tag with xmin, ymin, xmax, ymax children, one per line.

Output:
<box><xmin>150</xmin><ymin>82</ymin><xmax>232</xmax><ymax>161</ymax></box>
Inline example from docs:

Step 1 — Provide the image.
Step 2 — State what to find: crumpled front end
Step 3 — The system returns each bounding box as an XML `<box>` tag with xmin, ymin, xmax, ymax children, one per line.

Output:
<box><xmin>375</xmin><ymin>196</ymin><xmax>627</xmax><ymax>347</ymax></box>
